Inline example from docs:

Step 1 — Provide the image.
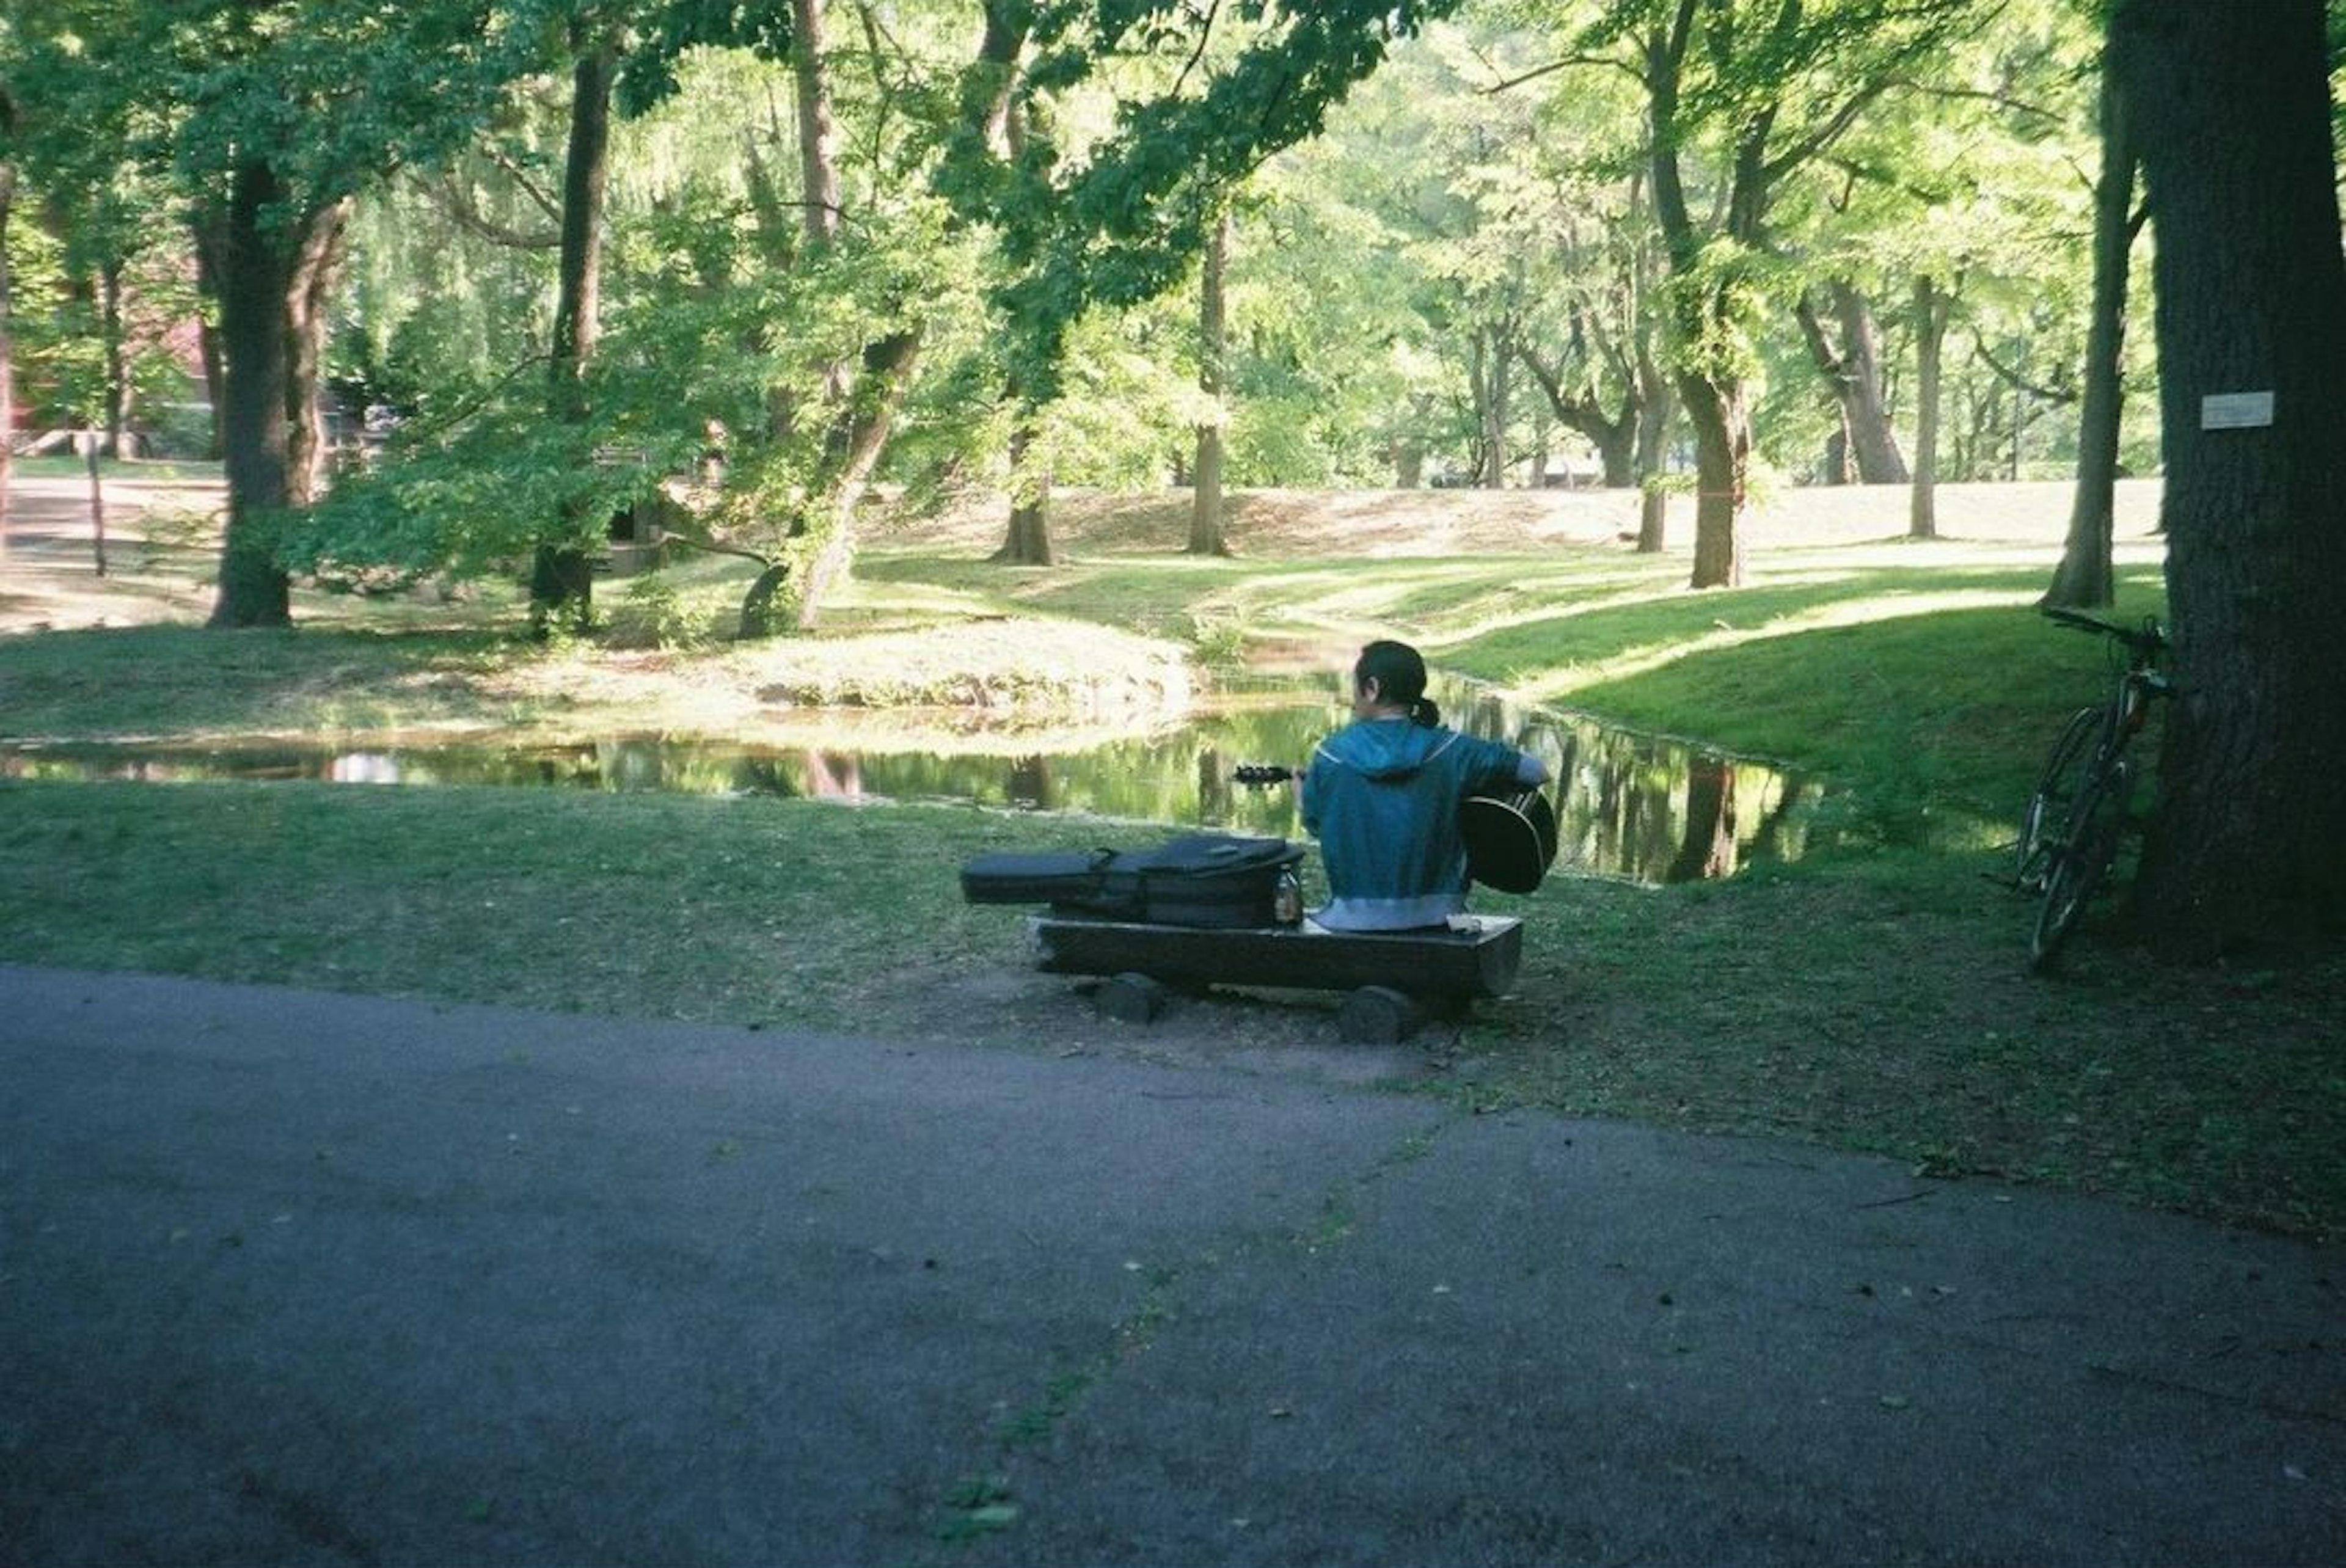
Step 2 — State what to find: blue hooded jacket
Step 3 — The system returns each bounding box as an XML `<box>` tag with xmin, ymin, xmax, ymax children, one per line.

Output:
<box><xmin>1300</xmin><ymin>717</ymin><xmax>1540</xmax><ymax>931</ymax></box>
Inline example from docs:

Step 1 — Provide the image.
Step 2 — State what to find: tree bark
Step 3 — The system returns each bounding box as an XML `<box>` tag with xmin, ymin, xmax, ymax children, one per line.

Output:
<box><xmin>2118</xmin><ymin>0</ymin><xmax>2346</xmax><ymax>952</ymax></box>
<box><xmin>532</xmin><ymin>35</ymin><xmax>616</xmax><ymax>636</ymax></box>
<box><xmin>1909</xmin><ymin>273</ymin><xmax>1949</xmax><ymax>540</ymax></box>
<box><xmin>2044</xmin><ymin>56</ymin><xmax>2140</xmax><ymax>610</ymax></box>
<box><xmin>1681</xmin><ymin>376</ymin><xmax>1751</xmax><ymax>588</ymax></box>
<box><xmin>1646</xmin><ymin>7</ymin><xmax>1749</xmax><ymax>589</ymax></box>
<box><xmin>209</xmin><ymin>158</ymin><xmax>298</xmax><ymax>628</ymax></box>
<box><xmin>792</xmin><ymin>0</ymin><xmax>842</xmax><ymax>249</ymax></box>
<box><xmin>1632</xmin><ymin>347</ymin><xmax>1673</xmax><ymax>552</ymax></box>
<box><xmin>99</xmin><ymin>259</ymin><xmax>130</xmax><ymax>458</ymax></box>
<box><xmin>994</xmin><ymin>419</ymin><xmax>1058</xmax><ymax>566</ymax></box>
<box><xmin>283</xmin><ymin>200</ymin><xmax>349</xmax><ymax>505</ymax></box>
<box><xmin>1188</xmin><ymin>207</ymin><xmax>1231</xmax><ymax>556</ymax></box>
<box><xmin>1475</xmin><ymin>322</ymin><xmax>1513</xmax><ymax>487</ymax></box>
<box><xmin>191</xmin><ymin>218</ymin><xmax>228</xmax><ymax>461</ymax></box>
<box><xmin>1796</xmin><ymin>281</ymin><xmax>1909</xmax><ymax>484</ymax></box>
<box><xmin>794</xmin><ymin>329</ymin><xmax>921</xmax><ymax>628</ymax></box>
<box><xmin>1521</xmin><ymin>346</ymin><xmax>1636</xmax><ymax>487</ymax></box>
<box><xmin>0</xmin><ymin>158</ymin><xmax>16</xmax><ymax>556</ymax></box>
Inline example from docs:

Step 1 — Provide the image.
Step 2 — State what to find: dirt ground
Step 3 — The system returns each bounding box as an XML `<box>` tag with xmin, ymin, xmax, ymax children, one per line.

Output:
<box><xmin>0</xmin><ymin>471</ymin><xmax>227</xmax><ymax>633</ymax></box>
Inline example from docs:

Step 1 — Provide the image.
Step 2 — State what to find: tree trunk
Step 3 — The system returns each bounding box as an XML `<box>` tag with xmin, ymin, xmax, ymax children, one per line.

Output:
<box><xmin>1475</xmin><ymin>324</ymin><xmax>1512</xmax><ymax>487</ymax></box>
<box><xmin>209</xmin><ymin>159</ymin><xmax>298</xmax><ymax>628</ymax></box>
<box><xmin>1519</xmin><ymin>346</ymin><xmax>1636</xmax><ymax>487</ymax></box>
<box><xmin>2119</xmin><ymin>0</ymin><xmax>2346</xmax><ymax>952</ymax></box>
<box><xmin>1681</xmin><ymin>377</ymin><xmax>1751</xmax><ymax>588</ymax></box>
<box><xmin>99</xmin><ymin>259</ymin><xmax>130</xmax><ymax>458</ymax></box>
<box><xmin>1796</xmin><ymin>282</ymin><xmax>1909</xmax><ymax>484</ymax></box>
<box><xmin>795</xmin><ymin>329</ymin><xmax>921</xmax><ymax>629</ymax></box>
<box><xmin>84</xmin><ymin>426</ymin><xmax>106</xmax><ymax>575</ymax></box>
<box><xmin>995</xmin><ymin>419</ymin><xmax>1058</xmax><ymax>566</ymax></box>
<box><xmin>1188</xmin><ymin>207</ymin><xmax>1231</xmax><ymax>556</ymax></box>
<box><xmin>283</xmin><ymin>200</ymin><xmax>349</xmax><ymax>505</ymax></box>
<box><xmin>0</xmin><ymin>158</ymin><xmax>16</xmax><ymax>556</ymax></box>
<box><xmin>792</xmin><ymin>0</ymin><xmax>842</xmax><ymax>248</ymax></box>
<box><xmin>1633</xmin><ymin>356</ymin><xmax>1672</xmax><ymax>552</ymax></box>
<box><xmin>191</xmin><ymin>219</ymin><xmax>228</xmax><ymax>461</ymax></box>
<box><xmin>1909</xmin><ymin>274</ymin><xmax>1949</xmax><ymax>541</ymax></box>
<box><xmin>1645</xmin><ymin>8</ymin><xmax>1753</xmax><ymax>590</ymax></box>
<box><xmin>2045</xmin><ymin>56</ymin><xmax>2140</xmax><ymax>609</ymax></box>
<box><xmin>533</xmin><ymin>36</ymin><xmax>616</xmax><ymax>637</ymax></box>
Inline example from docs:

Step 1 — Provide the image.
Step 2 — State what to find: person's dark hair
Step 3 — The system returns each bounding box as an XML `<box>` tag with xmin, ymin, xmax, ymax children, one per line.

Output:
<box><xmin>1356</xmin><ymin>639</ymin><xmax>1441</xmax><ymax>727</ymax></box>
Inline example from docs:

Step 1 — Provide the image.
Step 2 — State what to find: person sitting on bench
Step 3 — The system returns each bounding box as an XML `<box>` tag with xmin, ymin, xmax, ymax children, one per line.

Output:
<box><xmin>1299</xmin><ymin>640</ymin><xmax>1549</xmax><ymax>932</ymax></box>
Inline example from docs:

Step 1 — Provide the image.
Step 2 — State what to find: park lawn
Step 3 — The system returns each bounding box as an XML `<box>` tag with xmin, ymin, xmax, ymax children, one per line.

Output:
<box><xmin>4</xmin><ymin>778</ymin><xmax>2341</xmax><ymax>1239</ymax></box>
<box><xmin>7</xmin><ymin>472</ymin><xmax>2342</xmax><ymax>1236</ymax></box>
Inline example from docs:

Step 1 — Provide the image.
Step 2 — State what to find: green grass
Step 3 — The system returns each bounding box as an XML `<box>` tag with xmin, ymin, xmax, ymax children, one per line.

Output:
<box><xmin>6</xmin><ymin>479</ymin><xmax>2342</xmax><ymax>1237</ymax></box>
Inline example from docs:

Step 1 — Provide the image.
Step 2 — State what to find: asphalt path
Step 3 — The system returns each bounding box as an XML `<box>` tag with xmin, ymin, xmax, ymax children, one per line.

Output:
<box><xmin>2</xmin><ymin>963</ymin><xmax>2340</xmax><ymax>1566</ymax></box>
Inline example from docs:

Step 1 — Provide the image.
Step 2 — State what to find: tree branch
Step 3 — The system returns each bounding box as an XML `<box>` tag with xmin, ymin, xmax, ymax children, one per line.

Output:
<box><xmin>1972</xmin><ymin>336</ymin><xmax>2078</xmax><ymax>405</ymax></box>
<box><xmin>403</xmin><ymin>171</ymin><xmax>560</xmax><ymax>251</ymax></box>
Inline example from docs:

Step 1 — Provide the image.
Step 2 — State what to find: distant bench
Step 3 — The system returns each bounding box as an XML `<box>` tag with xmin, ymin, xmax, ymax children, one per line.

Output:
<box><xmin>1026</xmin><ymin>913</ymin><xmax>1524</xmax><ymax>1044</ymax></box>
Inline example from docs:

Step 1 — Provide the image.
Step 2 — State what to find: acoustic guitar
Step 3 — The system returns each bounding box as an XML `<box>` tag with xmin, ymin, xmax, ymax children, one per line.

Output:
<box><xmin>1234</xmin><ymin>764</ymin><xmax>1560</xmax><ymax>894</ymax></box>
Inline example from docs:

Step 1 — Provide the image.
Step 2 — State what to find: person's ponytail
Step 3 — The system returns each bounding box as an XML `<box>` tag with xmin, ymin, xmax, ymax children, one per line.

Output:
<box><xmin>1408</xmin><ymin>696</ymin><xmax>1442</xmax><ymax>728</ymax></box>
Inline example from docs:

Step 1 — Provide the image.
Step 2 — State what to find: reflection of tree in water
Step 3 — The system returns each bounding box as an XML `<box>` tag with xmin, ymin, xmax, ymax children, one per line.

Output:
<box><xmin>1009</xmin><ymin>755</ymin><xmax>1056</xmax><ymax>809</ymax></box>
<box><xmin>734</xmin><ymin>758</ymin><xmax>801</xmax><ymax>798</ymax></box>
<box><xmin>1669</xmin><ymin>756</ymin><xmax>1741</xmax><ymax>883</ymax></box>
<box><xmin>5</xmin><ymin>676</ymin><xmax>1816</xmax><ymax>883</ymax></box>
<box><xmin>1196</xmin><ymin>747</ymin><xmax>1233</xmax><ymax>823</ymax></box>
<box><xmin>802</xmin><ymin>751</ymin><xmax>863</xmax><ymax>800</ymax></box>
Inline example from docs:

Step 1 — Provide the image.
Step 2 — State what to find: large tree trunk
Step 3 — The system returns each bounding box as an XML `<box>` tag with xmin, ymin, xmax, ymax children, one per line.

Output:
<box><xmin>532</xmin><ymin>37</ymin><xmax>616</xmax><ymax>636</ymax></box>
<box><xmin>1796</xmin><ymin>281</ymin><xmax>1910</xmax><ymax>484</ymax></box>
<box><xmin>1645</xmin><ymin>9</ymin><xmax>1752</xmax><ymax>589</ymax></box>
<box><xmin>283</xmin><ymin>200</ymin><xmax>349</xmax><ymax>505</ymax></box>
<box><xmin>1520</xmin><ymin>347</ymin><xmax>1636</xmax><ymax>487</ymax></box>
<box><xmin>794</xmin><ymin>329</ymin><xmax>921</xmax><ymax>628</ymax></box>
<box><xmin>209</xmin><ymin>159</ymin><xmax>299</xmax><ymax>628</ymax></box>
<box><xmin>994</xmin><ymin>419</ymin><xmax>1057</xmax><ymax>566</ymax></box>
<box><xmin>1681</xmin><ymin>375</ymin><xmax>1751</xmax><ymax>588</ymax></box>
<box><xmin>2119</xmin><ymin>0</ymin><xmax>2346</xmax><ymax>953</ymax></box>
<box><xmin>0</xmin><ymin>158</ymin><xmax>16</xmax><ymax>556</ymax></box>
<box><xmin>2045</xmin><ymin>56</ymin><xmax>2141</xmax><ymax>609</ymax></box>
<box><xmin>1188</xmin><ymin>207</ymin><xmax>1231</xmax><ymax>556</ymax></box>
<box><xmin>1909</xmin><ymin>274</ymin><xmax>1950</xmax><ymax>541</ymax></box>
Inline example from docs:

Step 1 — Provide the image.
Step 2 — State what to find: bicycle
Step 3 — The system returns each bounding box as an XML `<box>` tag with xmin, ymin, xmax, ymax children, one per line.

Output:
<box><xmin>2014</xmin><ymin>606</ymin><xmax>2174</xmax><ymax>971</ymax></box>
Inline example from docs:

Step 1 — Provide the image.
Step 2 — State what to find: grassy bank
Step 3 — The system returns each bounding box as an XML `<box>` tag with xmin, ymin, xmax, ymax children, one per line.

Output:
<box><xmin>5</xmin><ymin>473</ymin><xmax>2342</xmax><ymax>1237</ymax></box>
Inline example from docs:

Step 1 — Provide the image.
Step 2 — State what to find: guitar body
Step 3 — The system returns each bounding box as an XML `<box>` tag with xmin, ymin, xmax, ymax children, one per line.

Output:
<box><xmin>1459</xmin><ymin>787</ymin><xmax>1559</xmax><ymax>894</ymax></box>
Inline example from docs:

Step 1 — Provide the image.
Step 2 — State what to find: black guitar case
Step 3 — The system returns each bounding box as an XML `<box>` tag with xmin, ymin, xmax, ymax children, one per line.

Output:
<box><xmin>961</xmin><ymin>833</ymin><xmax>1305</xmax><ymax>928</ymax></box>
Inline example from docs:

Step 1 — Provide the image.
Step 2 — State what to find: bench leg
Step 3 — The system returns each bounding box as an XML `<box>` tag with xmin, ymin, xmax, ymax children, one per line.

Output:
<box><xmin>1096</xmin><ymin>972</ymin><xmax>1170</xmax><ymax>1024</ymax></box>
<box><xmin>1337</xmin><ymin>985</ymin><xmax>1425</xmax><ymax>1045</ymax></box>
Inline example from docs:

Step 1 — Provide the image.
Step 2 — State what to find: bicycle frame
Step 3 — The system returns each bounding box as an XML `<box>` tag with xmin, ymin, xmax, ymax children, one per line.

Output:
<box><xmin>2020</xmin><ymin>608</ymin><xmax>2172</xmax><ymax>969</ymax></box>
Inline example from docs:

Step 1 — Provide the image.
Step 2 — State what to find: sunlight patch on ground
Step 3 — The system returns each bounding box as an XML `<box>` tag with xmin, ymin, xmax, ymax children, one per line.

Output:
<box><xmin>1515</xmin><ymin>586</ymin><xmax>2055</xmax><ymax>703</ymax></box>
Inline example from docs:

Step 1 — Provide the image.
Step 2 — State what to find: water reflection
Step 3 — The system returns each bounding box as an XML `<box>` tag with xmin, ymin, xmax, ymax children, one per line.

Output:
<box><xmin>0</xmin><ymin>673</ymin><xmax>1817</xmax><ymax>885</ymax></box>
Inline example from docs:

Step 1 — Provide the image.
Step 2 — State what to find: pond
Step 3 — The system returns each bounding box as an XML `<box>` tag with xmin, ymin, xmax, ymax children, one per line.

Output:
<box><xmin>0</xmin><ymin>670</ymin><xmax>1819</xmax><ymax>886</ymax></box>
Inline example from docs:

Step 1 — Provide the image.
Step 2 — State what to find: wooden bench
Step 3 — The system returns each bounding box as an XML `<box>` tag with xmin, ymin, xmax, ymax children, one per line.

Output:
<box><xmin>1027</xmin><ymin>913</ymin><xmax>1523</xmax><ymax>1044</ymax></box>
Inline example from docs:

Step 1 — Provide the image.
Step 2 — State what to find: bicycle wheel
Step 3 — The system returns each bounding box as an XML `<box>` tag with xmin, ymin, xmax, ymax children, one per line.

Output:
<box><xmin>2029</xmin><ymin>758</ymin><xmax>2130</xmax><ymax>971</ymax></box>
<box><xmin>2017</xmin><ymin>707</ymin><xmax>2102</xmax><ymax>892</ymax></box>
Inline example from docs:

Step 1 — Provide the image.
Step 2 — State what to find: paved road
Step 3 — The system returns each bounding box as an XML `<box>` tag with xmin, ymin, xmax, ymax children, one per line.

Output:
<box><xmin>2</xmin><ymin>963</ymin><xmax>2340</xmax><ymax>1566</ymax></box>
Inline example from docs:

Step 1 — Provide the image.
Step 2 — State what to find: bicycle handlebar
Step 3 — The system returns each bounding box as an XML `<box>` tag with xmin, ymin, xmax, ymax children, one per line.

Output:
<box><xmin>2041</xmin><ymin>604</ymin><xmax>2166</xmax><ymax>658</ymax></box>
